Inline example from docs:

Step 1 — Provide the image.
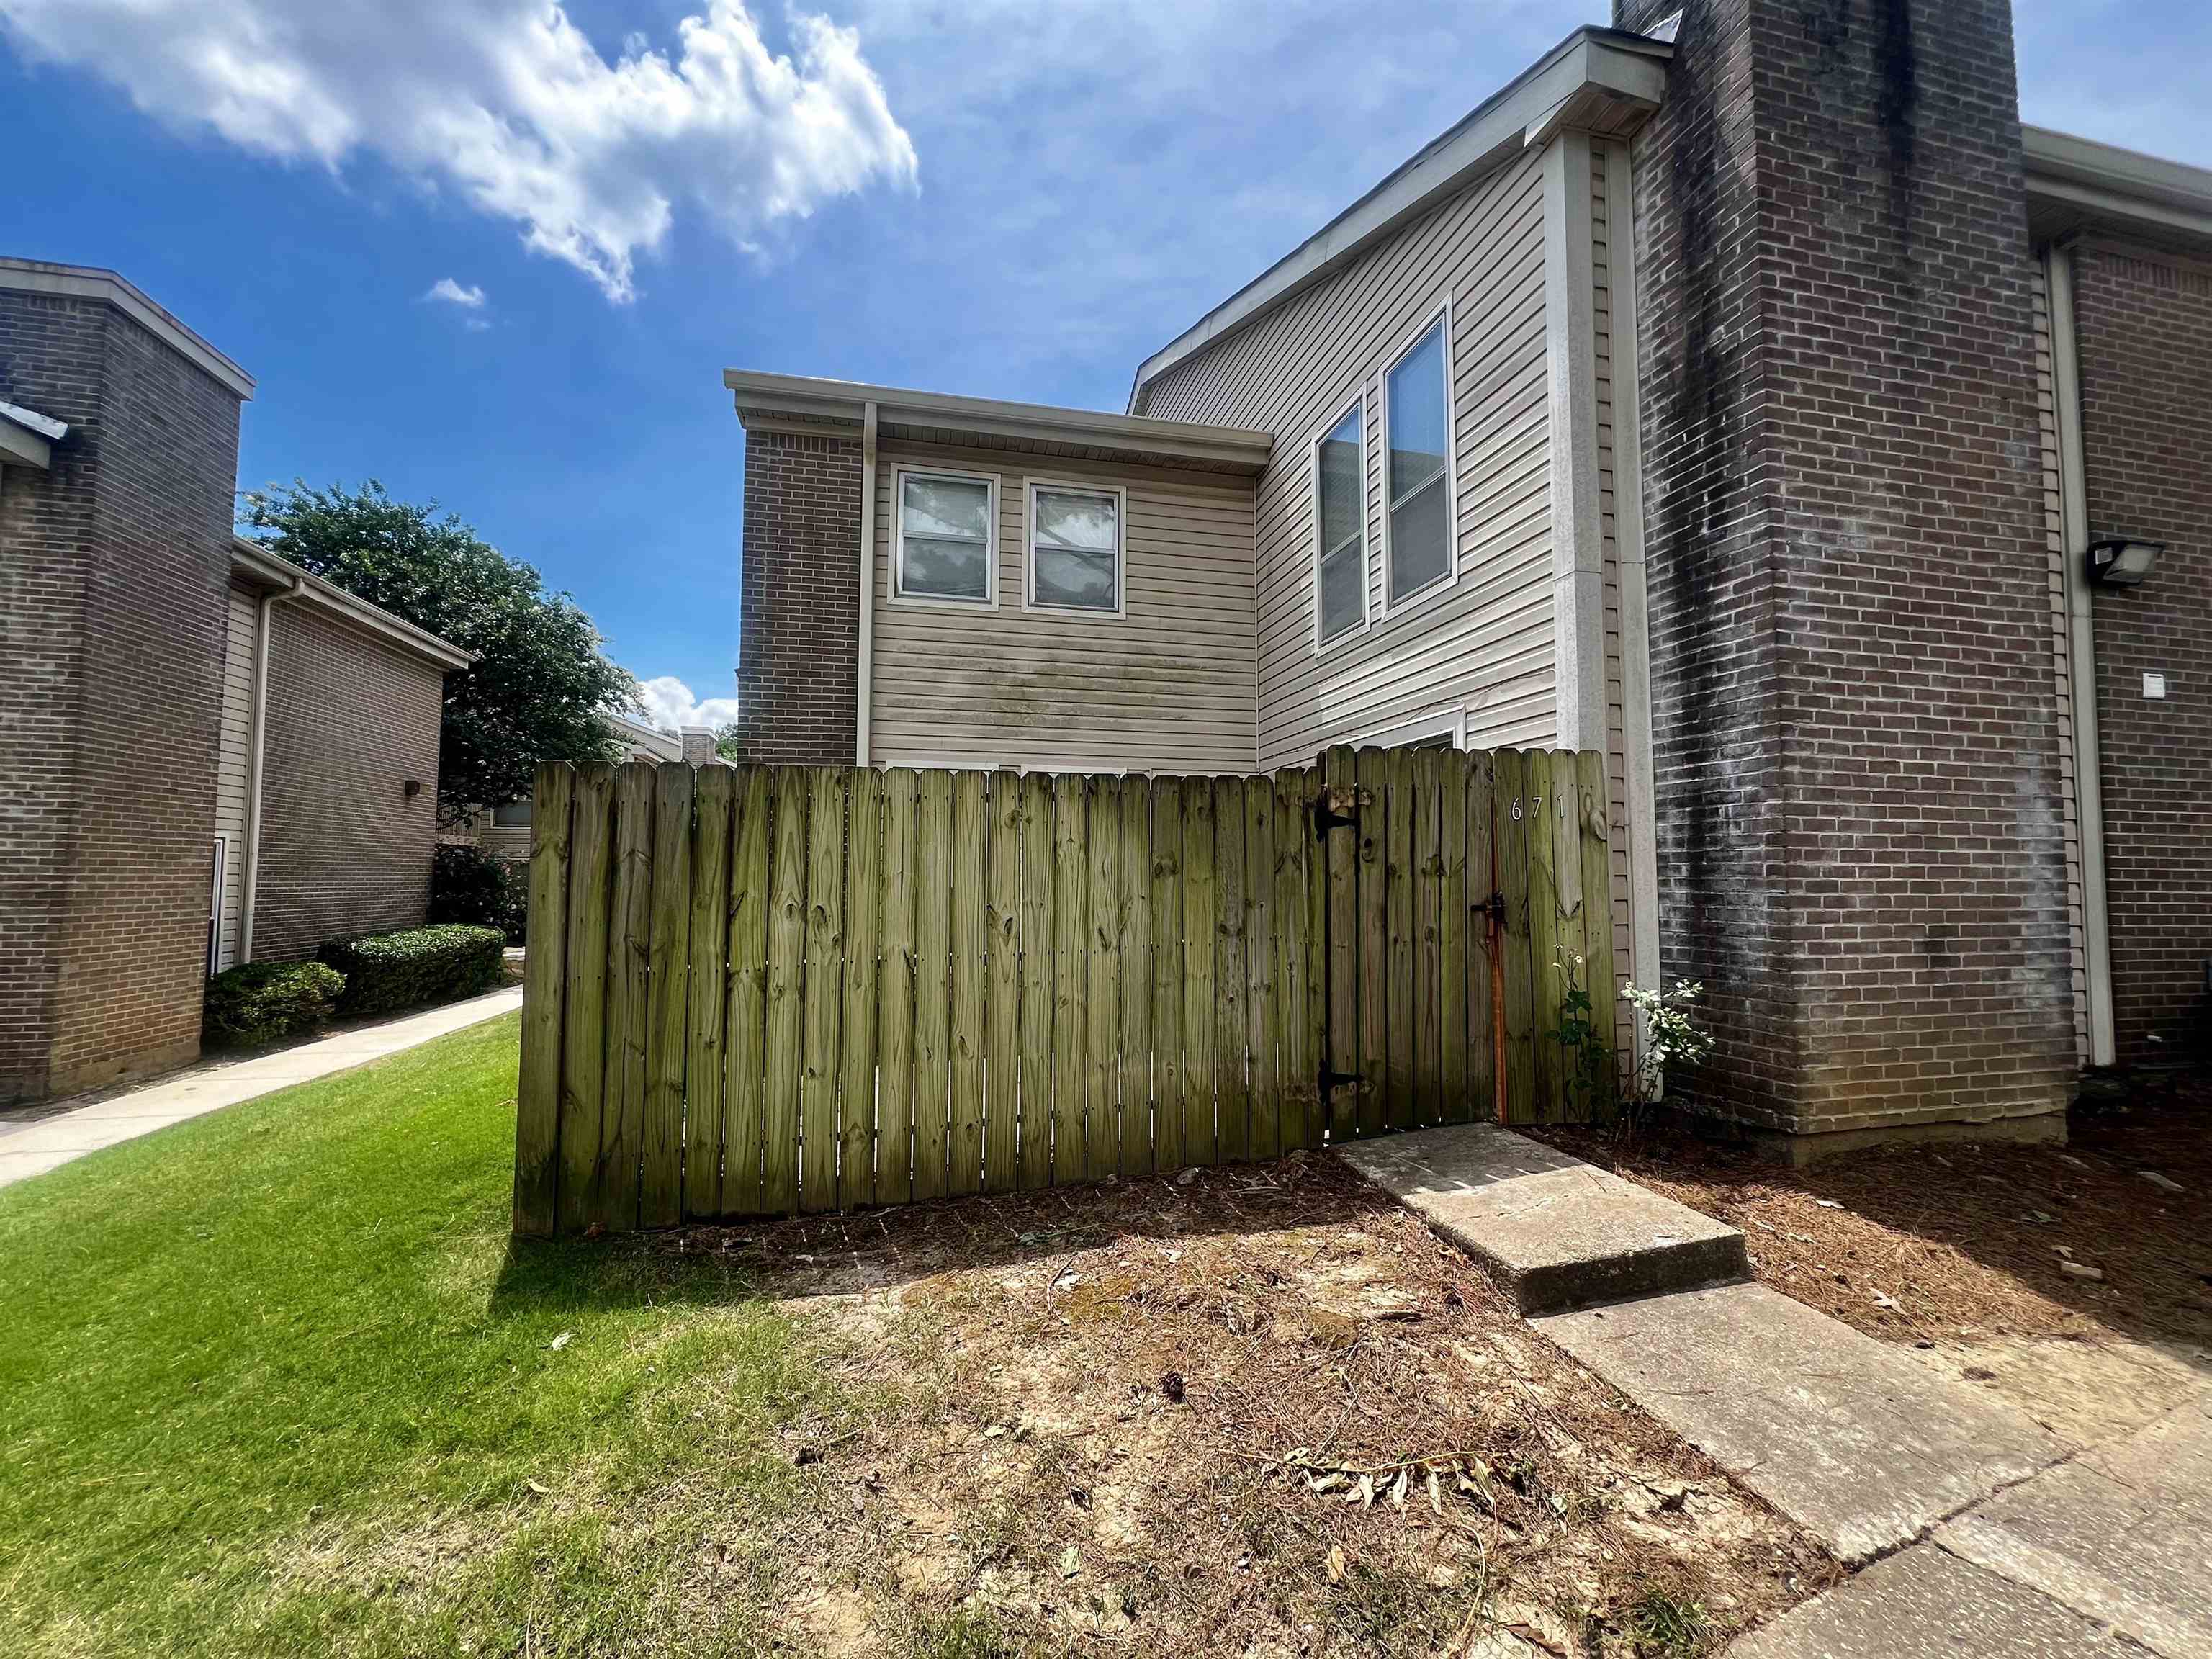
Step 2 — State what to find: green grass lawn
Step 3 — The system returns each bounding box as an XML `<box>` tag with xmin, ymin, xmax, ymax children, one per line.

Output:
<box><xmin>0</xmin><ymin>1014</ymin><xmax>868</xmax><ymax>1658</ymax></box>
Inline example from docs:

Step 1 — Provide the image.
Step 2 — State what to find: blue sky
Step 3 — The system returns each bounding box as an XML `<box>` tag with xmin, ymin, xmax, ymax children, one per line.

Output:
<box><xmin>4</xmin><ymin>1</ymin><xmax>2207</xmax><ymax>729</ymax></box>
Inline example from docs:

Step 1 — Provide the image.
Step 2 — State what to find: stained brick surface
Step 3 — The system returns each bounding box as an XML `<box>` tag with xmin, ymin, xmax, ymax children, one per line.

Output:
<box><xmin>0</xmin><ymin>290</ymin><xmax>240</xmax><ymax>1101</ymax></box>
<box><xmin>1617</xmin><ymin>0</ymin><xmax>2077</xmax><ymax>1136</ymax></box>
<box><xmin>2070</xmin><ymin>246</ymin><xmax>2212</xmax><ymax>1062</ymax></box>
<box><xmin>731</xmin><ymin>426</ymin><xmax>860</xmax><ymax>765</ymax></box>
<box><xmin>251</xmin><ymin>602</ymin><xmax>446</xmax><ymax>963</ymax></box>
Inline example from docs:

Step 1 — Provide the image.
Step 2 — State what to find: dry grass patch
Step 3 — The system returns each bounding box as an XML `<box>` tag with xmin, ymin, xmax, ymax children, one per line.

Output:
<box><xmin>687</xmin><ymin>1154</ymin><xmax>1834</xmax><ymax>1656</ymax></box>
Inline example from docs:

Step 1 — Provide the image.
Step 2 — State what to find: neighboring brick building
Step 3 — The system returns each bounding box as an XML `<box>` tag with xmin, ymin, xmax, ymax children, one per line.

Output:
<box><xmin>728</xmin><ymin>5</ymin><xmax>2211</xmax><ymax>1154</ymax></box>
<box><xmin>0</xmin><ymin>260</ymin><xmax>470</xmax><ymax>1103</ymax></box>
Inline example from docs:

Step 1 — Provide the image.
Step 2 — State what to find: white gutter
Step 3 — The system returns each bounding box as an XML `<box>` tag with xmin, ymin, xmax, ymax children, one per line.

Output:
<box><xmin>238</xmin><ymin>576</ymin><xmax>305</xmax><ymax>963</ymax></box>
<box><xmin>855</xmin><ymin>399</ymin><xmax>878</xmax><ymax>767</ymax></box>
<box><xmin>2046</xmin><ymin>248</ymin><xmax>2116</xmax><ymax>1068</ymax></box>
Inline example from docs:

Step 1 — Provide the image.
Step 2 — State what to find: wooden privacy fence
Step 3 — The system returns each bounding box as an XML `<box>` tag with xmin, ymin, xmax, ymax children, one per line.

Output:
<box><xmin>513</xmin><ymin>747</ymin><xmax>1617</xmax><ymax>1236</ymax></box>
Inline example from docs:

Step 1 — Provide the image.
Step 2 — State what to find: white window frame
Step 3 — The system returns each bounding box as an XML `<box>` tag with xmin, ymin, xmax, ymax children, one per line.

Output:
<box><xmin>1310</xmin><ymin>395</ymin><xmax>1371</xmax><ymax>654</ymax></box>
<box><xmin>1352</xmin><ymin>704</ymin><xmax>1467</xmax><ymax>751</ymax></box>
<box><xmin>1022</xmin><ymin>477</ymin><xmax>1127</xmax><ymax>619</ymax></box>
<box><xmin>1377</xmin><ymin>300</ymin><xmax>1460</xmax><ymax>619</ymax></box>
<box><xmin>890</xmin><ymin>466</ymin><xmax>999</xmax><ymax>610</ymax></box>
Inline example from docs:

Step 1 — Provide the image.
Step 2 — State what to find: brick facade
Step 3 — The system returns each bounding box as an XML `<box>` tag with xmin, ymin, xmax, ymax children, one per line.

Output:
<box><xmin>251</xmin><ymin>601</ymin><xmax>446</xmax><ymax>962</ymax></box>
<box><xmin>2069</xmin><ymin>245</ymin><xmax>2212</xmax><ymax>1064</ymax></box>
<box><xmin>1617</xmin><ymin>0</ymin><xmax>2078</xmax><ymax>1144</ymax></box>
<box><xmin>733</xmin><ymin>426</ymin><xmax>860</xmax><ymax>765</ymax></box>
<box><xmin>0</xmin><ymin>287</ymin><xmax>242</xmax><ymax>1101</ymax></box>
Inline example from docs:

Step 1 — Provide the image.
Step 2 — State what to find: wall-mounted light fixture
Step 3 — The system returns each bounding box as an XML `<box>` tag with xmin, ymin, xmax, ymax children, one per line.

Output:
<box><xmin>404</xmin><ymin>778</ymin><xmax>423</xmax><ymax>799</ymax></box>
<box><xmin>2085</xmin><ymin>536</ymin><xmax>2164</xmax><ymax>587</ymax></box>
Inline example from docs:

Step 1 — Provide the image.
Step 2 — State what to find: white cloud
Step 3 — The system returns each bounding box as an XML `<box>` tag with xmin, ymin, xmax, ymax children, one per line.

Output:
<box><xmin>0</xmin><ymin>0</ymin><xmax>918</xmax><ymax>302</ymax></box>
<box><xmin>632</xmin><ymin>674</ymin><xmax>739</xmax><ymax>733</ymax></box>
<box><xmin>423</xmin><ymin>276</ymin><xmax>486</xmax><ymax>308</ymax></box>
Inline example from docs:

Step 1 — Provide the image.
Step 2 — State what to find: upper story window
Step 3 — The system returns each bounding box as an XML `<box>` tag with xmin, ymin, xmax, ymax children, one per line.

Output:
<box><xmin>1026</xmin><ymin>482</ymin><xmax>1123</xmax><ymax>615</ymax></box>
<box><xmin>894</xmin><ymin>469</ymin><xmax>997</xmax><ymax>605</ymax></box>
<box><xmin>1313</xmin><ymin>400</ymin><xmax>1367</xmax><ymax>647</ymax></box>
<box><xmin>1382</xmin><ymin>313</ymin><xmax>1455</xmax><ymax>608</ymax></box>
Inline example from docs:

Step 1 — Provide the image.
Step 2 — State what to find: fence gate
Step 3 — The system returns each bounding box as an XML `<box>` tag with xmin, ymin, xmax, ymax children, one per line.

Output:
<box><xmin>513</xmin><ymin>747</ymin><xmax>1616</xmax><ymax>1236</ymax></box>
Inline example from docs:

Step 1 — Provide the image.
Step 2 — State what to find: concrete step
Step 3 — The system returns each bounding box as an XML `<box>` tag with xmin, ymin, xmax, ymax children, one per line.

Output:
<box><xmin>1537</xmin><ymin>1282</ymin><xmax>2070</xmax><ymax>1563</ymax></box>
<box><xmin>1335</xmin><ymin>1123</ymin><xmax>1748</xmax><ymax>1316</ymax></box>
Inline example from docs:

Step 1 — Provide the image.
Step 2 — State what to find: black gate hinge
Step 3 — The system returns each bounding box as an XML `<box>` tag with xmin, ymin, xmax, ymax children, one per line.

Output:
<box><xmin>1318</xmin><ymin>1062</ymin><xmax>1362</xmax><ymax>1095</ymax></box>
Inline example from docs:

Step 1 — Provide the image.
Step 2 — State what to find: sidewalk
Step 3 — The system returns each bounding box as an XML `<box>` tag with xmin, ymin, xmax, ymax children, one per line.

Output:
<box><xmin>1343</xmin><ymin>1123</ymin><xmax>2212</xmax><ymax>1658</ymax></box>
<box><xmin>0</xmin><ymin>987</ymin><xmax>523</xmax><ymax>1190</ymax></box>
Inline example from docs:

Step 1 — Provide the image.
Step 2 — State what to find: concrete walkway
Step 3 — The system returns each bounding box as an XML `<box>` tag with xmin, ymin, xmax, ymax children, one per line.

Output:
<box><xmin>0</xmin><ymin>986</ymin><xmax>523</xmax><ymax>1190</ymax></box>
<box><xmin>1340</xmin><ymin>1123</ymin><xmax>2212</xmax><ymax>1658</ymax></box>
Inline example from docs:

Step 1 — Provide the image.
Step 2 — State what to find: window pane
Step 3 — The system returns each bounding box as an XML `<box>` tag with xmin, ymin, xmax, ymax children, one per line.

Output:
<box><xmin>1318</xmin><ymin>406</ymin><xmax>1362</xmax><ymax>557</ymax></box>
<box><xmin>1033</xmin><ymin>544</ymin><xmax>1117</xmax><ymax>610</ymax></box>
<box><xmin>902</xmin><ymin>475</ymin><xmax>991</xmax><ymax>541</ymax></box>
<box><xmin>902</xmin><ymin>535</ymin><xmax>991</xmax><ymax>600</ymax></box>
<box><xmin>1318</xmin><ymin>542</ymin><xmax>1363</xmax><ymax>642</ymax></box>
<box><xmin>1386</xmin><ymin>320</ymin><xmax>1449</xmax><ymax>505</ymax></box>
<box><xmin>493</xmin><ymin>799</ymin><xmax>533</xmax><ymax>826</ymax></box>
<box><xmin>1388</xmin><ymin>473</ymin><xmax>1451</xmax><ymax>603</ymax></box>
<box><xmin>1034</xmin><ymin>489</ymin><xmax>1117</xmax><ymax>552</ymax></box>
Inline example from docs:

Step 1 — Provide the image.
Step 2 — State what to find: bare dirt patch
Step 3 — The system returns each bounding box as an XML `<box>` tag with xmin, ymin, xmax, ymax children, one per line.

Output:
<box><xmin>1533</xmin><ymin>1083</ymin><xmax>2212</xmax><ymax>1444</ymax></box>
<box><xmin>670</xmin><ymin>1153</ymin><xmax>1835</xmax><ymax>1656</ymax></box>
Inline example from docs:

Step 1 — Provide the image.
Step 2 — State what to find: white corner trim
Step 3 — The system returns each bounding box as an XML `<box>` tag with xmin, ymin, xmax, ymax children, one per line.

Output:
<box><xmin>886</xmin><ymin>464</ymin><xmax>1000</xmax><ymax>611</ymax></box>
<box><xmin>855</xmin><ymin>400</ymin><xmax>878</xmax><ymax>765</ymax></box>
<box><xmin>1606</xmin><ymin>140</ymin><xmax>1663</xmax><ymax>1055</ymax></box>
<box><xmin>1544</xmin><ymin>127</ymin><xmax>1607</xmax><ymax>754</ymax></box>
<box><xmin>2046</xmin><ymin>248</ymin><xmax>2116</xmax><ymax>1068</ymax></box>
<box><xmin>1021</xmin><ymin>476</ymin><xmax>1128</xmax><ymax>620</ymax></box>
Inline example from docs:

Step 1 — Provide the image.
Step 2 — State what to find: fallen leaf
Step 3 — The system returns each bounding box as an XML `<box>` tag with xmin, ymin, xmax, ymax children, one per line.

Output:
<box><xmin>1426</xmin><ymin>1469</ymin><xmax>1444</xmax><ymax>1517</ymax></box>
<box><xmin>1816</xmin><ymin>1199</ymin><xmax>1843</xmax><ymax>1210</ymax></box>
<box><xmin>1388</xmin><ymin>1467</ymin><xmax>1410</xmax><ymax>1511</ymax></box>
<box><xmin>1159</xmin><ymin>1371</ymin><xmax>1186</xmax><ymax>1403</ymax></box>
<box><xmin>548</xmin><ymin>1331</ymin><xmax>573</xmax><ymax>1352</ymax></box>
<box><xmin>525</xmin><ymin>1480</ymin><xmax>552</xmax><ymax>1497</ymax></box>
<box><xmin>1504</xmin><ymin>1622</ymin><xmax>1570</xmax><ymax>1656</ymax></box>
<box><xmin>1326</xmin><ymin>1545</ymin><xmax>1346</xmax><ymax>1583</ymax></box>
<box><xmin>1058</xmin><ymin>1546</ymin><xmax>1081</xmax><ymax>1579</ymax></box>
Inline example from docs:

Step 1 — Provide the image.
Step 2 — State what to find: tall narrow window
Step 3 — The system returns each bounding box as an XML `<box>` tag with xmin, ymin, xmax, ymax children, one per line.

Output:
<box><xmin>1314</xmin><ymin>402</ymin><xmax>1365</xmax><ymax>645</ymax></box>
<box><xmin>1027</xmin><ymin>483</ymin><xmax>1123</xmax><ymax>614</ymax></box>
<box><xmin>894</xmin><ymin>470</ymin><xmax>995</xmax><ymax>603</ymax></box>
<box><xmin>1384</xmin><ymin>315</ymin><xmax>1454</xmax><ymax>606</ymax></box>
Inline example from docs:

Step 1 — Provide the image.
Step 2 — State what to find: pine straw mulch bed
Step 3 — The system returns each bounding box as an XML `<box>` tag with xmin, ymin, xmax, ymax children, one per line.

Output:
<box><xmin>1531</xmin><ymin>1081</ymin><xmax>2212</xmax><ymax>1359</ymax></box>
<box><xmin>667</xmin><ymin>1152</ymin><xmax>1836</xmax><ymax>1658</ymax></box>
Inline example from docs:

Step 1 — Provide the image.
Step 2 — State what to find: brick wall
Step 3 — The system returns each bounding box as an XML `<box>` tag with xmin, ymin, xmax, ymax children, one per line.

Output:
<box><xmin>251</xmin><ymin>602</ymin><xmax>446</xmax><ymax>962</ymax></box>
<box><xmin>2069</xmin><ymin>245</ymin><xmax>2212</xmax><ymax>1064</ymax></box>
<box><xmin>734</xmin><ymin>426</ymin><xmax>860</xmax><ymax>765</ymax></box>
<box><xmin>1618</xmin><ymin>0</ymin><xmax>2077</xmax><ymax>1143</ymax></box>
<box><xmin>0</xmin><ymin>289</ymin><xmax>240</xmax><ymax>1101</ymax></box>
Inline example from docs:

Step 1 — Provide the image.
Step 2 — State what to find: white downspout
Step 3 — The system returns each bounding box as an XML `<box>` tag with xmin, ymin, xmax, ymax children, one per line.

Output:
<box><xmin>238</xmin><ymin>576</ymin><xmax>304</xmax><ymax>963</ymax></box>
<box><xmin>855</xmin><ymin>399</ymin><xmax>878</xmax><ymax>767</ymax></box>
<box><xmin>2046</xmin><ymin>248</ymin><xmax>2116</xmax><ymax>1067</ymax></box>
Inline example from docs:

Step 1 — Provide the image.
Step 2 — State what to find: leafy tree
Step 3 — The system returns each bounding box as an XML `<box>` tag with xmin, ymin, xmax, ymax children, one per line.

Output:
<box><xmin>241</xmin><ymin>480</ymin><xmax>636</xmax><ymax>826</ymax></box>
<box><xmin>714</xmin><ymin>719</ymin><xmax>745</xmax><ymax>763</ymax></box>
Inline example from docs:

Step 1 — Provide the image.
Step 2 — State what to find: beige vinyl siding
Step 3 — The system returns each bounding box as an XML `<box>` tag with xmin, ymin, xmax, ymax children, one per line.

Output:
<box><xmin>212</xmin><ymin>583</ymin><xmax>256</xmax><ymax>971</ymax></box>
<box><xmin>2031</xmin><ymin>264</ymin><xmax>2092</xmax><ymax>1064</ymax></box>
<box><xmin>1590</xmin><ymin>142</ymin><xmax>1635</xmax><ymax>1054</ymax></box>
<box><xmin>868</xmin><ymin>441</ymin><xmax>1257</xmax><ymax>772</ymax></box>
<box><xmin>1143</xmin><ymin>148</ymin><xmax>1554</xmax><ymax>770</ymax></box>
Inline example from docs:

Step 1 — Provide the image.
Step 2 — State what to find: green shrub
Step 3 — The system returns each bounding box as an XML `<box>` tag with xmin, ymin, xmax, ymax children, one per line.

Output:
<box><xmin>318</xmin><ymin>925</ymin><xmax>505</xmax><ymax>1017</ymax></box>
<box><xmin>202</xmin><ymin>961</ymin><xmax>346</xmax><ymax>1048</ymax></box>
<box><xmin>431</xmin><ymin>844</ymin><xmax>529</xmax><ymax>944</ymax></box>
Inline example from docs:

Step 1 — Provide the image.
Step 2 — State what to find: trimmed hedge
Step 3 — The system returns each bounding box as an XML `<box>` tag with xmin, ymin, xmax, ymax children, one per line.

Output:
<box><xmin>431</xmin><ymin>844</ymin><xmax>529</xmax><ymax>944</ymax></box>
<box><xmin>318</xmin><ymin>925</ymin><xmax>505</xmax><ymax>1017</ymax></box>
<box><xmin>203</xmin><ymin>961</ymin><xmax>347</xmax><ymax>1049</ymax></box>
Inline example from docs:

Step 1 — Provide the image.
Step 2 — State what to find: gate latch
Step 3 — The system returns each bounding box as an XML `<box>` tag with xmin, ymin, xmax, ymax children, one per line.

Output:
<box><xmin>1313</xmin><ymin>792</ymin><xmax>1359</xmax><ymax>842</ymax></box>
<box><xmin>1477</xmin><ymin>891</ymin><xmax>1508</xmax><ymax>925</ymax></box>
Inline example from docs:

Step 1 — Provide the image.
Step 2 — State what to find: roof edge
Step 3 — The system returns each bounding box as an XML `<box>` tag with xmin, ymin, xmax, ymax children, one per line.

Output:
<box><xmin>724</xmin><ymin>368</ymin><xmax>1276</xmax><ymax>472</ymax></box>
<box><xmin>1</xmin><ymin>258</ymin><xmax>256</xmax><ymax>400</ymax></box>
<box><xmin>2023</xmin><ymin>125</ymin><xmax>2212</xmax><ymax>246</ymax></box>
<box><xmin>609</xmin><ymin>711</ymin><xmax>685</xmax><ymax>761</ymax></box>
<box><xmin>230</xmin><ymin>538</ymin><xmax>476</xmax><ymax>670</ymax></box>
<box><xmin>1125</xmin><ymin>25</ymin><xmax>1672</xmax><ymax>413</ymax></box>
